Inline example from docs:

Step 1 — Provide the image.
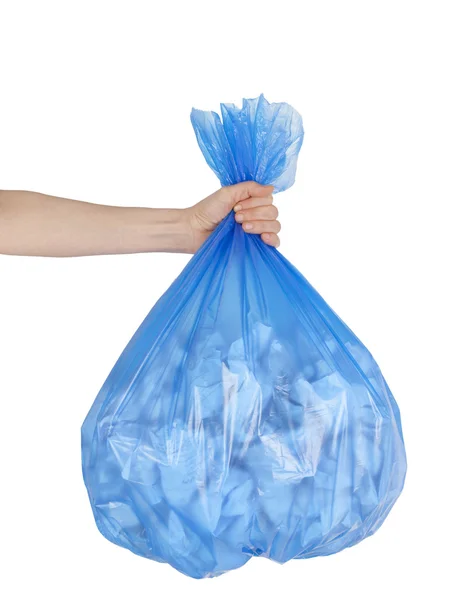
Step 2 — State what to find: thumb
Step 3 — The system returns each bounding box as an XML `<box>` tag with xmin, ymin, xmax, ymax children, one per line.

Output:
<box><xmin>225</xmin><ymin>181</ymin><xmax>274</xmax><ymax>207</ymax></box>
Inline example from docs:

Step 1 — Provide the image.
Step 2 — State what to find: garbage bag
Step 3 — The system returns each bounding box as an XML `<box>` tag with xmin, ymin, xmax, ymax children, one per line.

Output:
<box><xmin>82</xmin><ymin>94</ymin><xmax>406</xmax><ymax>579</ymax></box>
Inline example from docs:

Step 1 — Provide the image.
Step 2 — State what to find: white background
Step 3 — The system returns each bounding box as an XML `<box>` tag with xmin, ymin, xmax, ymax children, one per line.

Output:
<box><xmin>0</xmin><ymin>1</ymin><xmax>452</xmax><ymax>598</ymax></box>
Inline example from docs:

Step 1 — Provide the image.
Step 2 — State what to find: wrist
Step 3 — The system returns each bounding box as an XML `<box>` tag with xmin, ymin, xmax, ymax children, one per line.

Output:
<box><xmin>142</xmin><ymin>208</ymin><xmax>194</xmax><ymax>254</ymax></box>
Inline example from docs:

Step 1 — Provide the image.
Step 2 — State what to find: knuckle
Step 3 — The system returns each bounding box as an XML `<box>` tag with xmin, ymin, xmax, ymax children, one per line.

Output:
<box><xmin>275</xmin><ymin>220</ymin><xmax>282</xmax><ymax>232</ymax></box>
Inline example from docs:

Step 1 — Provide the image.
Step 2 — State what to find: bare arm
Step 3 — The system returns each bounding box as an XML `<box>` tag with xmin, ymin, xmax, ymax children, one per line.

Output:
<box><xmin>0</xmin><ymin>183</ymin><xmax>280</xmax><ymax>257</ymax></box>
<box><xmin>0</xmin><ymin>190</ymin><xmax>193</xmax><ymax>257</ymax></box>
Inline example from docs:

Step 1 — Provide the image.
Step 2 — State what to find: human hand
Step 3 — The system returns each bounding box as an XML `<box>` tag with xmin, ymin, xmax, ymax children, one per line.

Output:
<box><xmin>0</xmin><ymin>183</ymin><xmax>279</xmax><ymax>257</ymax></box>
<box><xmin>185</xmin><ymin>182</ymin><xmax>280</xmax><ymax>253</ymax></box>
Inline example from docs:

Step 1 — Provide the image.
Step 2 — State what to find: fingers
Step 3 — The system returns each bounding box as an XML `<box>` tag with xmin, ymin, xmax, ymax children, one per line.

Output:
<box><xmin>235</xmin><ymin>204</ymin><xmax>278</xmax><ymax>223</ymax></box>
<box><xmin>219</xmin><ymin>181</ymin><xmax>282</xmax><ymax>248</ymax></box>
<box><xmin>227</xmin><ymin>181</ymin><xmax>274</xmax><ymax>204</ymax></box>
<box><xmin>233</xmin><ymin>192</ymin><xmax>281</xmax><ymax>247</ymax></box>
<box><xmin>240</xmin><ymin>219</ymin><xmax>281</xmax><ymax>235</ymax></box>
<box><xmin>233</xmin><ymin>195</ymin><xmax>273</xmax><ymax>212</ymax></box>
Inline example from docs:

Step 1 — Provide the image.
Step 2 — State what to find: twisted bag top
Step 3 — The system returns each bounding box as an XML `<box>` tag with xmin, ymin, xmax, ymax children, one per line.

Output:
<box><xmin>82</xmin><ymin>95</ymin><xmax>406</xmax><ymax>579</ymax></box>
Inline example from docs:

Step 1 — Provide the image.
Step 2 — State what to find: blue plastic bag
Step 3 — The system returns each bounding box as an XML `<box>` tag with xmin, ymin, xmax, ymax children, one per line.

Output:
<box><xmin>82</xmin><ymin>95</ymin><xmax>406</xmax><ymax>579</ymax></box>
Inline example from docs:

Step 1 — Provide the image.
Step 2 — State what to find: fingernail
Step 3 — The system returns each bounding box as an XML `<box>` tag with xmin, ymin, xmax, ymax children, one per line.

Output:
<box><xmin>234</xmin><ymin>204</ymin><xmax>242</xmax><ymax>212</ymax></box>
<box><xmin>244</xmin><ymin>223</ymin><xmax>253</xmax><ymax>230</ymax></box>
<box><xmin>263</xmin><ymin>233</ymin><xmax>270</xmax><ymax>241</ymax></box>
<box><xmin>235</xmin><ymin>213</ymin><xmax>244</xmax><ymax>222</ymax></box>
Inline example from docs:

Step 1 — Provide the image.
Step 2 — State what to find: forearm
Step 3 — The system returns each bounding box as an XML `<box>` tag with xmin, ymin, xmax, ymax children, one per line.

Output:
<box><xmin>0</xmin><ymin>190</ymin><xmax>193</xmax><ymax>257</ymax></box>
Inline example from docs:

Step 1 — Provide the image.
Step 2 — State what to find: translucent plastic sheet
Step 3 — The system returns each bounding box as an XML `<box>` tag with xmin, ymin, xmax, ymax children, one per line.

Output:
<box><xmin>82</xmin><ymin>95</ymin><xmax>406</xmax><ymax>578</ymax></box>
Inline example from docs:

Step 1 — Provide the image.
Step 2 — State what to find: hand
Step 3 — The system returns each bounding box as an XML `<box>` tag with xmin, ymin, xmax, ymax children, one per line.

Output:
<box><xmin>186</xmin><ymin>182</ymin><xmax>280</xmax><ymax>253</ymax></box>
<box><xmin>0</xmin><ymin>185</ymin><xmax>279</xmax><ymax>257</ymax></box>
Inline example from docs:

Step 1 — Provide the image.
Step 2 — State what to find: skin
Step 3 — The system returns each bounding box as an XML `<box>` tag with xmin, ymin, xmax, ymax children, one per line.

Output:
<box><xmin>0</xmin><ymin>182</ymin><xmax>280</xmax><ymax>257</ymax></box>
